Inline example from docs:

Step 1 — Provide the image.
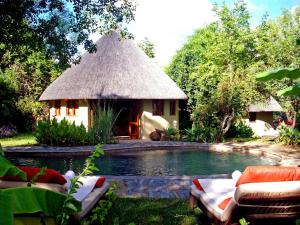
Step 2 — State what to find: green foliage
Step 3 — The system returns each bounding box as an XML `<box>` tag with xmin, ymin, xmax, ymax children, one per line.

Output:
<box><xmin>184</xmin><ymin>126</ymin><xmax>217</xmax><ymax>143</ymax></box>
<box><xmin>0</xmin><ymin>155</ymin><xmax>27</xmax><ymax>180</ymax></box>
<box><xmin>0</xmin><ymin>187</ymin><xmax>69</xmax><ymax>225</ymax></box>
<box><xmin>35</xmin><ymin>118</ymin><xmax>89</xmax><ymax>146</ymax></box>
<box><xmin>138</xmin><ymin>37</ymin><xmax>155</xmax><ymax>58</ymax></box>
<box><xmin>0</xmin><ymin>144</ymin><xmax>3</xmax><ymax>156</ymax></box>
<box><xmin>166</xmin><ymin>1</ymin><xmax>300</xmax><ymax>142</ymax></box>
<box><xmin>57</xmin><ymin>144</ymin><xmax>104</xmax><ymax>225</ymax></box>
<box><xmin>278</xmin><ymin>125</ymin><xmax>300</xmax><ymax>146</ymax></box>
<box><xmin>89</xmin><ymin>107</ymin><xmax>116</xmax><ymax>144</ymax></box>
<box><xmin>104</xmin><ymin>198</ymin><xmax>199</xmax><ymax>225</ymax></box>
<box><xmin>239</xmin><ymin>218</ymin><xmax>250</xmax><ymax>225</ymax></box>
<box><xmin>256</xmin><ymin>68</ymin><xmax>300</xmax><ymax>96</ymax></box>
<box><xmin>0</xmin><ymin>132</ymin><xmax>37</xmax><ymax>147</ymax></box>
<box><xmin>0</xmin><ymin>0</ymin><xmax>136</xmax><ymax>131</ymax></box>
<box><xmin>81</xmin><ymin>186</ymin><xmax>117</xmax><ymax>225</ymax></box>
<box><xmin>225</xmin><ymin>121</ymin><xmax>254</xmax><ymax>138</ymax></box>
<box><xmin>0</xmin><ymin>0</ymin><xmax>136</xmax><ymax>69</ymax></box>
<box><xmin>163</xmin><ymin>127</ymin><xmax>179</xmax><ymax>141</ymax></box>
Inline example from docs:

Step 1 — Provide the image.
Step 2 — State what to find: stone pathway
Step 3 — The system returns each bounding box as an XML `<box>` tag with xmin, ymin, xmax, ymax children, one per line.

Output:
<box><xmin>106</xmin><ymin>174</ymin><xmax>230</xmax><ymax>198</ymax></box>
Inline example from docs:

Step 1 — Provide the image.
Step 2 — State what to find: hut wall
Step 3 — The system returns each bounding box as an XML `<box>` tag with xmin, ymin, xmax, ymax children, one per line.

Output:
<box><xmin>256</xmin><ymin>112</ymin><xmax>274</xmax><ymax>126</ymax></box>
<box><xmin>49</xmin><ymin>100</ymin><xmax>89</xmax><ymax>128</ymax></box>
<box><xmin>140</xmin><ymin>99</ymin><xmax>179</xmax><ymax>139</ymax></box>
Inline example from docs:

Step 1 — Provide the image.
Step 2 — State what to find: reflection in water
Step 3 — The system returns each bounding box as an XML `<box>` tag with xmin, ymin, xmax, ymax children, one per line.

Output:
<box><xmin>8</xmin><ymin>149</ymin><xmax>277</xmax><ymax>176</ymax></box>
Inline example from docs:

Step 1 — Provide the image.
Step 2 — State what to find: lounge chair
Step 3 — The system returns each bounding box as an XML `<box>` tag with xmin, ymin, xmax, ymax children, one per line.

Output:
<box><xmin>190</xmin><ymin>166</ymin><xmax>300</xmax><ymax>225</ymax></box>
<box><xmin>0</xmin><ymin>167</ymin><xmax>110</xmax><ymax>223</ymax></box>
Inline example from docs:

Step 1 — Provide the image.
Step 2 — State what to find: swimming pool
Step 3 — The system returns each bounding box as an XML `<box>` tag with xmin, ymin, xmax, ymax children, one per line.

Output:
<box><xmin>7</xmin><ymin>149</ymin><xmax>278</xmax><ymax>176</ymax></box>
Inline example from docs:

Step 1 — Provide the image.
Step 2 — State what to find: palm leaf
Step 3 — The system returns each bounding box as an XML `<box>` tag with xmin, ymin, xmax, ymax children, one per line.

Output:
<box><xmin>0</xmin><ymin>187</ymin><xmax>81</xmax><ymax>225</ymax></box>
<box><xmin>277</xmin><ymin>83</ymin><xmax>300</xmax><ymax>96</ymax></box>
<box><xmin>256</xmin><ymin>68</ymin><xmax>300</xmax><ymax>81</ymax></box>
<box><xmin>0</xmin><ymin>156</ymin><xmax>27</xmax><ymax>180</ymax></box>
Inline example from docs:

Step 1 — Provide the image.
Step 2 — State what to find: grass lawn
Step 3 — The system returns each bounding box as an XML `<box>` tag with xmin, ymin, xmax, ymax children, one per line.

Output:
<box><xmin>104</xmin><ymin>197</ymin><xmax>209</xmax><ymax>225</ymax></box>
<box><xmin>0</xmin><ymin>133</ymin><xmax>37</xmax><ymax>147</ymax></box>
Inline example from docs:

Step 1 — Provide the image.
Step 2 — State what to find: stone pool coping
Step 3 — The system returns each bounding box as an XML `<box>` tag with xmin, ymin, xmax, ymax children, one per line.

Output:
<box><xmin>4</xmin><ymin>141</ymin><xmax>300</xmax><ymax>198</ymax></box>
<box><xmin>3</xmin><ymin>140</ymin><xmax>300</xmax><ymax>166</ymax></box>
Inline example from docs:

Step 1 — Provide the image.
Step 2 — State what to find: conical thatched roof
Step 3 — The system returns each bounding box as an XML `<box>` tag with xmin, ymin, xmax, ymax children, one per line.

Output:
<box><xmin>249</xmin><ymin>96</ymin><xmax>283</xmax><ymax>112</ymax></box>
<box><xmin>40</xmin><ymin>32</ymin><xmax>187</xmax><ymax>100</ymax></box>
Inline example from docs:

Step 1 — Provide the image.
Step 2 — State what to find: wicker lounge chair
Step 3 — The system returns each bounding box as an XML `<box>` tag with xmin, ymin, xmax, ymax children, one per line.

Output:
<box><xmin>190</xmin><ymin>166</ymin><xmax>300</xmax><ymax>225</ymax></box>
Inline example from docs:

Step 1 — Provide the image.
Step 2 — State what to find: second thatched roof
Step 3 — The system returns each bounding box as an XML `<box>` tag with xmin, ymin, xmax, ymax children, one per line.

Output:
<box><xmin>249</xmin><ymin>96</ymin><xmax>283</xmax><ymax>112</ymax></box>
<box><xmin>40</xmin><ymin>32</ymin><xmax>187</xmax><ymax>101</ymax></box>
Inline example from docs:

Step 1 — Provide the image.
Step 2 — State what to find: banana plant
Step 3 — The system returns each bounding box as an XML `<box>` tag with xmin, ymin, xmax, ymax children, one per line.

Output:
<box><xmin>256</xmin><ymin>68</ymin><xmax>300</xmax><ymax>96</ymax></box>
<box><xmin>256</xmin><ymin>38</ymin><xmax>300</xmax><ymax>96</ymax></box>
<box><xmin>0</xmin><ymin>155</ymin><xmax>76</xmax><ymax>225</ymax></box>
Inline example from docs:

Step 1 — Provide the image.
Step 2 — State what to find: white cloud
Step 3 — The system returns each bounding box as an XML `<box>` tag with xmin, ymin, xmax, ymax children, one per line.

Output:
<box><xmin>127</xmin><ymin>0</ymin><xmax>216</xmax><ymax>66</ymax></box>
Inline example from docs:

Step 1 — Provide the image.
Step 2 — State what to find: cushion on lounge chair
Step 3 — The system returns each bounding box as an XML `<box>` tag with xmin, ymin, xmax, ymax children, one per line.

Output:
<box><xmin>95</xmin><ymin>177</ymin><xmax>106</xmax><ymax>188</ymax></box>
<box><xmin>0</xmin><ymin>180</ymin><xmax>67</xmax><ymax>193</ymax></box>
<box><xmin>235</xmin><ymin>180</ymin><xmax>300</xmax><ymax>203</ymax></box>
<box><xmin>236</xmin><ymin>166</ymin><xmax>300</xmax><ymax>186</ymax></box>
<box><xmin>1</xmin><ymin>167</ymin><xmax>66</xmax><ymax>185</ymax></box>
<box><xmin>192</xmin><ymin>179</ymin><xmax>203</xmax><ymax>190</ymax></box>
<box><xmin>218</xmin><ymin>197</ymin><xmax>232</xmax><ymax>210</ymax></box>
<box><xmin>192</xmin><ymin>179</ymin><xmax>236</xmax><ymax>193</ymax></box>
<box><xmin>190</xmin><ymin>184</ymin><xmax>236</xmax><ymax>222</ymax></box>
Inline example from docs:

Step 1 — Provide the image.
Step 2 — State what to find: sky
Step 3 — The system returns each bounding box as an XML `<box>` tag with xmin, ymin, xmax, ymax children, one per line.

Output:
<box><xmin>91</xmin><ymin>0</ymin><xmax>300</xmax><ymax>67</ymax></box>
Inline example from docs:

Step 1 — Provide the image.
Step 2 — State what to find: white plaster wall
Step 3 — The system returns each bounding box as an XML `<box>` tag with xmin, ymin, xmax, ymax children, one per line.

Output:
<box><xmin>140</xmin><ymin>100</ymin><xmax>179</xmax><ymax>140</ymax></box>
<box><xmin>49</xmin><ymin>100</ymin><xmax>89</xmax><ymax>128</ymax></box>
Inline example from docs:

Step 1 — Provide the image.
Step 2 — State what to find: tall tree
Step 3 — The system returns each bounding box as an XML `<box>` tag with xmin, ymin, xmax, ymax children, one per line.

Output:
<box><xmin>166</xmin><ymin>1</ymin><xmax>300</xmax><ymax>141</ymax></box>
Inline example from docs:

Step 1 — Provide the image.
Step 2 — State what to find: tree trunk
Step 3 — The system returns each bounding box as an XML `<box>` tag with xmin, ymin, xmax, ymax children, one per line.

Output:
<box><xmin>216</xmin><ymin>110</ymin><xmax>235</xmax><ymax>143</ymax></box>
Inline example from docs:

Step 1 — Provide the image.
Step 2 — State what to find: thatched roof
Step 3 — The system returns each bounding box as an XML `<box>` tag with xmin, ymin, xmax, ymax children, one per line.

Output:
<box><xmin>249</xmin><ymin>96</ymin><xmax>283</xmax><ymax>112</ymax></box>
<box><xmin>40</xmin><ymin>32</ymin><xmax>187</xmax><ymax>100</ymax></box>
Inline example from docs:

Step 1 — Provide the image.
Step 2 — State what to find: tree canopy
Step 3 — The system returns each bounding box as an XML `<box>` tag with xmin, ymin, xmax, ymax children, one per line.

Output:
<box><xmin>166</xmin><ymin>0</ymin><xmax>300</xmax><ymax>141</ymax></box>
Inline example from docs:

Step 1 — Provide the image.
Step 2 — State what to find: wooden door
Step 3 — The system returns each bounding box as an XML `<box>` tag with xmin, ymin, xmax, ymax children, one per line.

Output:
<box><xmin>129</xmin><ymin>101</ymin><xmax>141</xmax><ymax>139</ymax></box>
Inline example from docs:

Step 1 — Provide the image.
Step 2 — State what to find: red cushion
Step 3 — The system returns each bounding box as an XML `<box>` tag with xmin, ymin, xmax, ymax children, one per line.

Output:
<box><xmin>218</xmin><ymin>197</ymin><xmax>232</xmax><ymax>210</ymax></box>
<box><xmin>95</xmin><ymin>177</ymin><xmax>106</xmax><ymax>188</ymax></box>
<box><xmin>192</xmin><ymin>179</ymin><xmax>204</xmax><ymax>191</ymax></box>
<box><xmin>236</xmin><ymin>166</ymin><xmax>300</xmax><ymax>187</ymax></box>
<box><xmin>1</xmin><ymin>166</ymin><xmax>66</xmax><ymax>185</ymax></box>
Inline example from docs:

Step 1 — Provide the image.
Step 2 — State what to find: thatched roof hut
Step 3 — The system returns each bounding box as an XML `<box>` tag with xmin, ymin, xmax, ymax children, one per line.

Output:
<box><xmin>40</xmin><ymin>31</ymin><xmax>187</xmax><ymax>101</ymax></box>
<box><xmin>248</xmin><ymin>96</ymin><xmax>283</xmax><ymax>112</ymax></box>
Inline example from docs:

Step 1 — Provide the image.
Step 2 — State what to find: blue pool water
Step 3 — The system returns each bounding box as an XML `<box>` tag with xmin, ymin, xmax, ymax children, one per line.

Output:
<box><xmin>8</xmin><ymin>149</ymin><xmax>278</xmax><ymax>176</ymax></box>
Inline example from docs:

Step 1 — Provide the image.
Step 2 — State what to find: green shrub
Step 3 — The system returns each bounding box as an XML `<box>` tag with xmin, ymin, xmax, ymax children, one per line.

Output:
<box><xmin>184</xmin><ymin>126</ymin><xmax>217</xmax><ymax>143</ymax></box>
<box><xmin>89</xmin><ymin>107</ymin><xmax>115</xmax><ymax>144</ymax></box>
<box><xmin>278</xmin><ymin>125</ymin><xmax>300</xmax><ymax>146</ymax></box>
<box><xmin>35</xmin><ymin>118</ymin><xmax>89</xmax><ymax>146</ymax></box>
<box><xmin>163</xmin><ymin>127</ymin><xmax>179</xmax><ymax>141</ymax></box>
<box><xmin>225</xmin><ymin>121</ymin><xmax>254</xmax><ymax>138</ymax></box>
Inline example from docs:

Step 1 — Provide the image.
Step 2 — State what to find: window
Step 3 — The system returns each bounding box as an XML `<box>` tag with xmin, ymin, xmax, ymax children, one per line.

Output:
<box><xmin>55</xmin><ymin>100</ymin><xmax>61</xmax><ymax>116</ymax></box>
<box><xmin>249</xmin><ymin>112</ymin><xmax>256</xmax><ymax>122</ymax></box>
<box><xmin>67</xmin><ymin>100</ymin><xmax>79</xmax><ymax>116</ymax></box>
<box><xmin>152</xmin><ymin>100</ymin><xmax>164</xmax><ymax>116</ymax></box>
<box><xmin>169</xmin><ymin>100</ymin><xmax>176</xmax><ymax>115</ymax></box>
